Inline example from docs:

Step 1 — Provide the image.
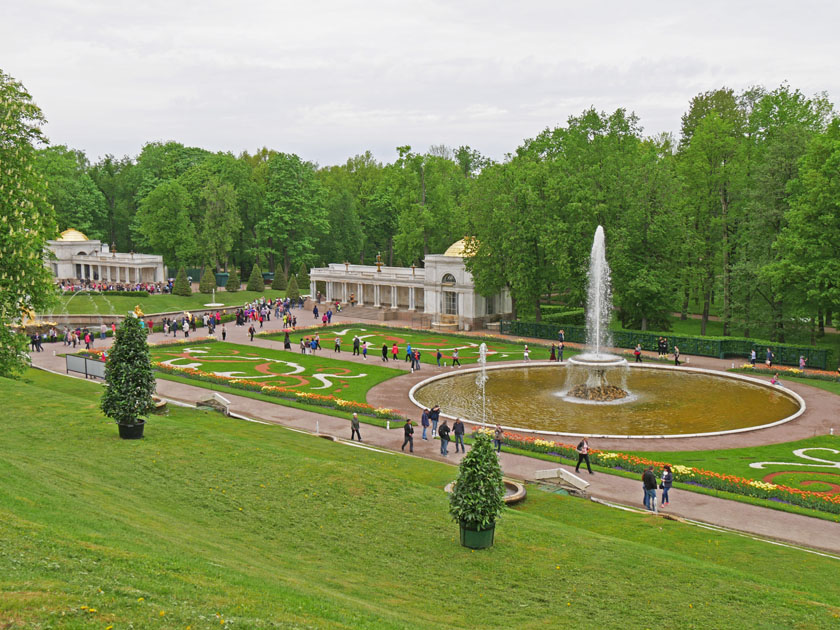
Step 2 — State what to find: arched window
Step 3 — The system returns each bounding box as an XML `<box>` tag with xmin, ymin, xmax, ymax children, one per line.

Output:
<box><xmin>441</xmin><ymin>273</ymin><xmax>456</xmax><ymax>286</ymax></box>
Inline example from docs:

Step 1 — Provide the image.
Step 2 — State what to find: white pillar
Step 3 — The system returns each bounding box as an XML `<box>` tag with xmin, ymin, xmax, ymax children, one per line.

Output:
<box><xmin>408</xmin><ymin>287</ymin><xmax>415</xmax><ymax>311</ymax></box>
<box><xmin>310</xmin><ymin>280</ymin><xmax>316</xmax><ymax>298</ymax></box>
<box><xmin>343</xmin><ymin>282</ymin><xmax>348</xmax><ymax>302</ymax></box>
<box><xmin>374</xmin><ymin>284</ymin><xmax>380</xmax><ymax>307</ymax></box>
<box><xmin>357</xmin><ymin>283</ymin><xmax>363</xmax><ymax>306</ymax></box>
<box><xmin>391</xmin><ymin>285</ymin><xmax>398</xmax><ymax>308</ymax></box>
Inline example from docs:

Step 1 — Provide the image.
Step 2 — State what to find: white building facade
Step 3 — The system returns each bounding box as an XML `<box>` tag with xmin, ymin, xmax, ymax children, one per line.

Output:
<box><xmin>309</xmin><ymin>239</ymin><xmax>512</xmax><ymax>330</ymax></box>
<box><xmin>45</xmin><ymin>229</ymin><xmax>166</xmax><ymax>284</ymax></box>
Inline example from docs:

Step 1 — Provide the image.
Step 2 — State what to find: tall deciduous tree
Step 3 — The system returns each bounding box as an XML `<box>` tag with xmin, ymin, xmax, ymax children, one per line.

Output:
<box><xmin>0</xmin><ymin>69</ymin><xmax>57</xmax><ymax>377</ymax></box>
<box><xmin>131</xmin><ymin>180</ymin><xmax>196</xmax><ymax>267</ymax></box>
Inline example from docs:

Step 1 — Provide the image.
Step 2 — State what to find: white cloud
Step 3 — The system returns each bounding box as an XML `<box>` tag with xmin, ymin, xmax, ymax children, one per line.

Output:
<box><xmin>1</xmin><ymin>0</ymin><xmax>837</xmax><ymax>165</ymax></box>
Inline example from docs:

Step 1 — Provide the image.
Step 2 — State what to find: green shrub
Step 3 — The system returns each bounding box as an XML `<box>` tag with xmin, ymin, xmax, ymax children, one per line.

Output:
<box><xmin>247</xmin><ymin>264</ymin><xmax>264</xmax><ymax>292</ymax></box>
<box><xmin>172</xmin><ymin>267</ymin><xmax>192</xmax><ymax>296</ymax></box>
<box><xmin>297</xmin><ymin>262</ymin><xmax>310</xmax><ymax>289</ymax></box>
<box><xmin>271</xmin><ymin>266</ymin><xmax>287</xmax><ymax>291</ymax></box>
<box><xmin>542</xmin><ymin>308</ymin><xmax>586</xmax><ymax>325</ymax></box>
<box><xmin>286</xmin><ymin>274</ymin><xmax>300</xmax><ymax>302</ymax></box>
<box><xmin>226</xmin><ymin>268</ymin><xmax>240</xmax><ymax>292</ymax></box>
<box><xmin>199</xmin><ymin>267</ymin><xmax>217</xmax><ymax>294</ymax></box>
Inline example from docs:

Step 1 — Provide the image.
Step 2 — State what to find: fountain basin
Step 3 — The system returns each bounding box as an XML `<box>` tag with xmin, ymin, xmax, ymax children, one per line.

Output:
<box><xmin>444</xmin><ymin>479</ymin><xmax>527</xmax><ymax>504</ymax></box>
<box><xmin>410</xmin><ymin>363</ymin><xmax>805</xmax><ymax>439</ymax></box>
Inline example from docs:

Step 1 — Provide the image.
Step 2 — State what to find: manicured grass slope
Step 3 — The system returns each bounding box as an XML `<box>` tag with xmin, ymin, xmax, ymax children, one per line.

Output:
<box><xmin>51</xmin><ymin>289</ymin><xmax>285</xmax><ymax>315</ymax></box>
<box><xmin>2</xmin><ymin>370</ymin><xmax>839</xmax><ymax>629</ymax></box>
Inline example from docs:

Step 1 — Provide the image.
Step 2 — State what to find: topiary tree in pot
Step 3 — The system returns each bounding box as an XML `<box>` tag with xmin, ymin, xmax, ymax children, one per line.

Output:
<box><xmin>101</xmin><ymin>312</ymin><xmax>156</xmax><ymax>439</ymax></box>
<box><xmin>449</xmin><ymin>431</ymin><xmax>505</xmax><ymax>548</ymax></box>
<box><xmin>246</xmin><ymin>263</ymin><xmax>264</xmax><ymax>292</ymax></box>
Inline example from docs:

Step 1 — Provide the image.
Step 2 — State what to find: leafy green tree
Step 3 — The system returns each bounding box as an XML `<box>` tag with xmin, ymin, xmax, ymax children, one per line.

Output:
<box><xmin>225</xmin><ymin>267</ymin><xmax>241</xmax><ymax>292</ymax></box>
<box><xmin>259</xmin><ymin>153</ymin><xmax>328</xmax><ymax>276</ymax></box>
<box><xmin>297</xmin><ymin>262</ymin><xmax>310</xmax><ymax>289</ymax></box>
<box><xmin>172</xmin><ymin>267</ymin><xmax>192</xmax><ymax>296</ymax></box>
<box><xmin>89</xmin><ymin>154</ymin><xmax>137</xmax><ymax>251</ymax></box>
<box><xmin>286</xmin><ymin>274</ymin><xmax>300</xmax><ymax>301</ymax></box>
<box><xmin>0</xmin><ymin>69</ymin><xmax>58</xmax><ymax>377</ymax></box>
<box><xmin>34</xmin><ymin>145</ymin><xmax>107</xmax><ymax>239</ymax></box>
<box><xmin>197</xmin><ymin>176</ymin><xmax>241</xmax><ymax>269</ymax></box>
<box><xmin>247</xmin><ymin>263</ymin><xmax>264</xmax><ymax>292</ymax></box>
<box><xmin>101</xmin><ymin>314</ymin><xmax>156</xmax><ymax>426</ymax></box>
<box><xmin>131</xmin><ymin>180</ymin><xmax>196</xmax><ymax>267</ymax></box>
<box><xmin>271</xmin><ymin>265</ymin><xmax>287</xmax><ymax>290</ymax></box>
<box><xmin>199</xmin><ymin>267</ymin><xmax>217</xmax><ymax>294</ymax></box>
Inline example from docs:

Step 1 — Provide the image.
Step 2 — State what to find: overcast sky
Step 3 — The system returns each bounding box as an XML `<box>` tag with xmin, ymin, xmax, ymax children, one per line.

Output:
<box><xmin>3</xmin><ymin>1</ymin><xmax>838</xmax><ymax>166</ymax></box>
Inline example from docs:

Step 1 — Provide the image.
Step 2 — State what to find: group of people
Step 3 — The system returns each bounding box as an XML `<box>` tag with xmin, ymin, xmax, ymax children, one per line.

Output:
<box><xmin>57</xmin><ymin>280</ymin><xmax>169</xmax><ymax>294</ymax></box>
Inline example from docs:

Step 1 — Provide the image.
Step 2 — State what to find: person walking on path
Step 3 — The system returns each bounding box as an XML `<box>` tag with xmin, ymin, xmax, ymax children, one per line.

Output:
<box><xmin>765</xmin><ymin>347</ymin><xmax>774</xmax><ymax>367</ymax></box>
<box><xmin>558</xmin><ymin>342</ymin><xmax>565</xmax><ymax>362</ymax></box>
<box><xmin>436</xmin><ymin>349</ymin><xmax>442</xmax><ymax>367</ymax></box>
<box><xmin>421</xmin><ymin>408</ymin><xmax>430</xmax><ymax>440</ymax></box>
<box><xmin>413</xmin><ymin>349</ymin><xmax>421</xmax><ymax>371</ymax></box>
<box><xmin>401</xmin><ymin>419</ymin><xmax>414</xmax><ymax>453</ymax></box>
<box><xmin>575</xmin><ymin>437</ymin><xmax>593</xmax><ymax>474</ymax></box>
<box><xmin>799</xmin><ymin>355</ymin><xmax>807</xmax><ymax>370</ymax></box>
<box><xmin>750</xmin><ymin>348</ymin><xmax>756</xmax><ymax>367</ymax></box>
<box><xmin>183</xmin><ymin>320</ymin><xmax>190</xmax><ymax>338</ymax></box>
<box><xmin>405</xmin><ymin>343</ymin><xmax>413</xmax><ymax>363</ymax></box>
<box><xmin>382</xmin><ymin>343</ymin><xmax>389</xmax><ymax>362</ymax></box>
<box><xmin>634</xmin><ymin>344</ymin><xmax>642</xmax><ymax>363</ymax></box>
<box><xmin>353</xmin><ymin>335</ymin><xmax>360</xmax><ymax>356</ymax></box>
<box><xmin>452</xmin><ymin>349</ymin><xmax>461</xmax><ymax>367</ymax></box>
<box><xmin>350</xmin><ymin>413</ymin><xmax>362</xmax><ymax>442</ymax></box>
<box><xmin>248</xmin><ymin>324</ymin><xmax>256</xmax><ymax>341</ymax></box>
<box><xmin>453</xmin><ymin>418</ymin><xmax>465</xmax><ymax>453</ymax></box>
<box><xmin>362</xmin><ymin>341</ymin><xmax>368</xmax><ymax>360</ymax></box>
<box><xmin>438</xmin><ymin>419</ymin><xmax>451</xmax><ymax>456</ymax></box>
<box><xmin>222</xmin><ymin>324</ymin><xmax>227</xmax><ymax>341</ymax></box>
<box><xmin>392</xmin><ymin>343</ymin><xmax>399</xmax><ymax>361</ymax></box>
<box><xmin>334</xmin><ymin>337</ymin><xmax>341</xmax><ymax>353</ymax></box>
<box><xmin>315</xmin><ymin>334</ymin><xmax>322</xmax><ymax>350</ymax></box>
<box><xmin>523</xmin><ymin>344</ymin><xmax>530</xmax><ymax>362</ymax></box>
<box><xmin>642</xmin><ymin>466</ymin><xmax>657</xmax><ymax>511</ymax></box>
<box><xmin>661</xmin><ymin>465</ymin><xmax>673</xmax><ymax>507</ymax></box>
<box><xmin>550</xmin><ymin>344</ymin><xmax>556</xmax><ymax>362</ymax></box>
<box><xmin>493</xmin><ymin>424</ymin><xmax>503</xmax><ymax>452</ymax></box>
<box><xmin>673</xmin><ymin>345</ymin><xmax>680</xmax><ymax>366</ymax></box>
<box><xmin>429</xmin><ymin>405</ymin><xmax>440</xmax><ymax>437</ymax></box>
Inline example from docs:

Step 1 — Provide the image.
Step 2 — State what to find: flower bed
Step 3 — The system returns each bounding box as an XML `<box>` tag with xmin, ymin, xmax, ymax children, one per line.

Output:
<box><xmin>474</xmin><ymin>428</ymin><xmax>840</xmax><ymax>514</ymax></box>
<box><xmin>152</xmin><ymin>362</ymin><xmax>402</xmax><ymax>420</ymax></box>
<box><xmin>731</xmin><ymin>364</ymin><xmax>840</xmax><ymax>383</ymax></box>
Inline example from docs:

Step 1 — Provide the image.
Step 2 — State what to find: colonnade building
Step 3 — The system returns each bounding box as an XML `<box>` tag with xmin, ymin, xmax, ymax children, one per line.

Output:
<box><xmin>309</xmin><ymin>239</ymin><xmax>512</xmax><ymax>330</ymax></box>
<box><xmin>45</xmin><ymin>229</ymin><xmax>166</xmax><ymax>284</ymax></box>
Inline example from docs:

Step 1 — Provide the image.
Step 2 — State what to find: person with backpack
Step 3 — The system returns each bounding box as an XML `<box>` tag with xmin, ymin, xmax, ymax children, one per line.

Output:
<box><xmin>661</xmin><ymin>465</ymin><xmax>673</xmax><ymax>507</ymax></box>
<box><xmin>438</xmin><ymin>419</ymin><xmax>451</xmax><ymax>456</ymax></box>
<box><xmin>575</xmin><ymin>437</ymin><xmax>593</xmax><ymax>474</ymax></box>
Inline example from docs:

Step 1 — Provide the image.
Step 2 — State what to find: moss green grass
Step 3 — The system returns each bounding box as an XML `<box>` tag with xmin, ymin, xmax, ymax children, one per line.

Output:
<box><xmin>1</xmin><ymin>369</ymin><xmax>840</xmax><ymax>628</ymax></box>
<box><xmin>50</xmin><ymin>289</ymin><xmax>285</xmax><ymax>315</ymax></box>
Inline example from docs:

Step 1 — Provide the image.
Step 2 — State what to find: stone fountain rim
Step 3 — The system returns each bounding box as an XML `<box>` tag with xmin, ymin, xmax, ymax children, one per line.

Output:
<box><xmin>407</xmin><ymin>362</ymin><xmax>806</xmax><ymax>440</ymax></box>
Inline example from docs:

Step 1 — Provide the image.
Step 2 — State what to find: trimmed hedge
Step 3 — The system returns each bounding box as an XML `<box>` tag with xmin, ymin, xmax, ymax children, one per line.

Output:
<box><xmin>500</xmin><ymin>320</ymin><xmax>832</xmax><ymax>369</ymax></box>
<box><xmin>541</xmin><ymin>308</ymin><xmax>585</xmax><ymax>325</ymax></box>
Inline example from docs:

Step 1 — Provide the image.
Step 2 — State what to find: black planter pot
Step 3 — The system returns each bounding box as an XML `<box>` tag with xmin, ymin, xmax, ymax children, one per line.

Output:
<box><xmin>117</xmin><ymin>421</ymin><xmax>145</xmax><ymax>440</ymax></box>
<box><xmin>459</xmin><ymin>521</ymin><xmax>495</xmax><ymax>549</ymax></box>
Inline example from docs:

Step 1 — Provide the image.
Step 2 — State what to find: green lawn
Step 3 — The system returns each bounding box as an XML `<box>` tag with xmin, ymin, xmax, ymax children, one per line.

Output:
<box><xmin>149</xmin><ymin>340</ymin><xmax>401</xmax><ymax>403</ymax></box>
<box><xmin>262</xmin><ymin>324</ymin><xmax>574</xmax><ymax>365</ymax></box>
<box><xmin>2</xmin><ymin>369</ymin><xmax>840</xmax><ymax>629</ymax></box>
<box><xmin>50</xmin><ymin>289</ymin><xmax>286</xmax><ymax>315</ymax></box>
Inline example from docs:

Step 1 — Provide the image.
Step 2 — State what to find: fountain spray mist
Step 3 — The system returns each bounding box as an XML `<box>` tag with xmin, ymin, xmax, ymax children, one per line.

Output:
<box><xmin>586</xmin><ymin>225</ymin><xmax>613</xmax><ymax>358</ymax></box>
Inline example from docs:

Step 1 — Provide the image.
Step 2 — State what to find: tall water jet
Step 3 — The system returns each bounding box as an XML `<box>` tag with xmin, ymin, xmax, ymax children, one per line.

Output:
<box><xmin>475</xmin><ymin>342</ymin><xmax>489</xmax><ymax>425</ymax></box>
<box><xmin>564</xmin><ymin>225</ymin><xmax>629</xmax><ymax>402</ymax></box>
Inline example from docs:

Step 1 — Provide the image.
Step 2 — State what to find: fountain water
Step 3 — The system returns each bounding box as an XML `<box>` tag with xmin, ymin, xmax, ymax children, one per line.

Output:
<box><xmin>204</xmin><ymin>288</ymin><xmax>224</xmax><ymax>307</ymax></box>
<box><xmin>475</xmin><ymin>343</ymin><xmax>489</xmax><ymax>425</ymax></box>
<box><xmin>564</xmin><ymin>226</ymin><xmax>629</xmax><ymax>402</ymax></box>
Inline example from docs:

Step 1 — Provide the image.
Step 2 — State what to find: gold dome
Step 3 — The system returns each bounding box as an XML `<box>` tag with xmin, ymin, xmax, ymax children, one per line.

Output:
<box><xmin>443</xmin><ymin>239</ymin><xmax>468</xmax><ymax>257</ymax></box>
<box><xmin>57</xmin><ymin>228</ymin><xmax>89</xmax><ymax>241</ymax></box>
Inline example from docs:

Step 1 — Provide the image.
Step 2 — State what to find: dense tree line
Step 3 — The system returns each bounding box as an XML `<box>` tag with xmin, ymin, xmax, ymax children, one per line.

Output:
<box><xmin>34</xmin><ymin>83</ymin><xmax>839</xmax><ymax>342</ymax></box>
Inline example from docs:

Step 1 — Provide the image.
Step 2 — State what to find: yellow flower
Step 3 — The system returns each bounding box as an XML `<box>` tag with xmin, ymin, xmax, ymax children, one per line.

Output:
<box><xmin>160</xmin><ymin>610</ymin><xmax>166</xmax><ymax>617</ymax></box>
<box><xmin>137</xmin><ymin>597</ymin><xmax>144</xmax><ymax>602</ymax></box>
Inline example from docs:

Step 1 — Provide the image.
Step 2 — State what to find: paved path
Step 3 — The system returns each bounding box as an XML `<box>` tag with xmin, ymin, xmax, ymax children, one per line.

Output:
<box><xmin>35</xmin><ymin>305</ymin><xmax>840</xmax><ymax>555</ymax></box>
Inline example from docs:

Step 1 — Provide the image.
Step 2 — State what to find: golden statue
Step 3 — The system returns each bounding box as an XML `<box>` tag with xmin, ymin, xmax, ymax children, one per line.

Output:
<box><xmin>133</xmin><ymin>305</ymin><xmax>145</xmax><ymax>318</ymax></box>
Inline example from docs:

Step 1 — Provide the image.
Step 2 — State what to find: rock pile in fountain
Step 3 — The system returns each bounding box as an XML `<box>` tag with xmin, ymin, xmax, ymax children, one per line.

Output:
<box><xmin>567</xmin><ymin>383</ymin><xmax>627</xmax><ymax>402</ymax></box>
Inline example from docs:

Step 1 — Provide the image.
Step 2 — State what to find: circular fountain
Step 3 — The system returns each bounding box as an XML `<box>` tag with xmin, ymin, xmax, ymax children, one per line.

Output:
<box><xmin>204</xmin><ymin>288</ymin><xmax>224</xmax><ymax>308</ymax></box>
<box><xmin>410</xmin><ymin>226</ymin><xmax>805</xmax><ymax>438</ymax></box>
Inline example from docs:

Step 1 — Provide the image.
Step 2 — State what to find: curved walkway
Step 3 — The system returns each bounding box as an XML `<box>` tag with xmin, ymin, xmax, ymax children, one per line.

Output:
<box><xmin>32</xmin><ymin>306</ymin><xmax>840</xmax><ymax>555</ymax></box>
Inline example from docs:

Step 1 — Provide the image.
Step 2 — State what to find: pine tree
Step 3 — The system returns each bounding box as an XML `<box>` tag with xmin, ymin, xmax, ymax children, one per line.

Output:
<box><xmin>297</xmin><ymin>262</ymin><xmax>310</xmax><ymax>289</ymax></box>
<box><xmin>226</xmin><ymin>267</ymin><xmax>241</xmax><ymax>292</ymax></box>
<box><xmin>247</xmin><ymin>263</ymin><xmax>264</xmax><ymax>292</ymax></box>
<box><xmin>199</xmin><ymin>267</ymin><xmax>217</xmax><ymax>294</ymax></box>
<box><xmin>101</xmin><ymin>314</ymin><xmax>156</xmax><ymax>426</ymax></box>
<box><xmin>271</xmin><ymin>265</ymin><xmax>287</xmax><ymax>291</ymax></box>
<box><xmin>172</xmin><ymin>267</ymin><xmax>192</xmax><ymax>296</ymax></box>
<box><xmin>286</xmin><ymin>274</ymin><xmax>300</xmax><ymax>301</ymax></box>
